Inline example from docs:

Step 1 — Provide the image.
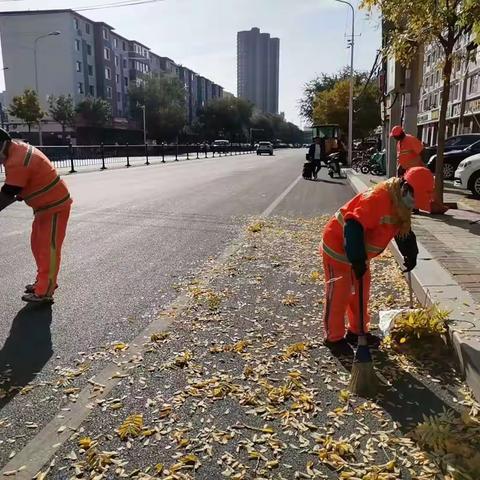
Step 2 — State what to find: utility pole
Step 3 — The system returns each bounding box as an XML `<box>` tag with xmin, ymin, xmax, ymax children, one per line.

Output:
<box><xmin>335</xmin><ymin>0</ymin><xmax>354</xmax><ymax>167</ymax></box>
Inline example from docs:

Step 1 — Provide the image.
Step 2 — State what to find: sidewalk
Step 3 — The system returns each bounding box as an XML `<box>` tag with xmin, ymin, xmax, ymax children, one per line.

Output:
<box><xmin>348</xmin><ymin>171</ymin><xmax>480</xmax><ymax>402</ymax></box>
<box><xmin>2</xmin><ymin>216</ymin><xmax>479</xmax><ymax>479</ymax></box>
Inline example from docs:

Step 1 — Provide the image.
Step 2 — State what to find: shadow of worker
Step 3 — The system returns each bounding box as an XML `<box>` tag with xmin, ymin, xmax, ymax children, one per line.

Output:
<box><xmin>0</xmin><ymin>305</ymin><xmax>53</xmax><ymax>410</ymax></box>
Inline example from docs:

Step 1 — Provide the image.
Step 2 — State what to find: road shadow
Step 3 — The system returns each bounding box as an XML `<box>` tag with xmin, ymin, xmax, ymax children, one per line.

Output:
<box><xmin>315</xmin><ymin>178</ymin><xmax>347</xmax><ymax>185</ymax></box>
<box><xmin>334</xmin><ymin>341</ymin><xmax>460</xmax><ymax>434</ymax></box>
<box><xmin>0</xmin><ymin>304</ymin><xmax>53</xmax><ymax>410</ymax></box>
<box><xmin>417</xmin><ymin>210</ymin><xmax>480</xmax><ymax>233</ymax></box>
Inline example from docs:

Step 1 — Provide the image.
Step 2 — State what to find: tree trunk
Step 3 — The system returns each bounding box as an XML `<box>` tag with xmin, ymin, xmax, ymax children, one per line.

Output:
<box><xmin>433</xmin><ymin>44</ymin><xmax>453</xmax><ymax>209</ymax></box>
<box><xmin>62</xmin><ymin>124</ymin><xmax>66</xmax><ymax>144</ymax></box>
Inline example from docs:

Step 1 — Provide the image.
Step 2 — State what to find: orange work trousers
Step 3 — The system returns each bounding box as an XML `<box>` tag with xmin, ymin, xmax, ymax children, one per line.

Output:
<box><xmin>31</xmin><ymin>206</ymin><xmax>71</xmax><ymax>297</ymax></box>
<box><xmin>322</xmin><ymin>251</ymin><xmax>371</xmax><ymax>342</ymax></box>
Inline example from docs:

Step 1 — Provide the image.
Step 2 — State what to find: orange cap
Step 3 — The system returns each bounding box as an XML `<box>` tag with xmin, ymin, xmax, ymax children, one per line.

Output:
<box><xmin>390</xmin><ymin>125</ymin><xmax>404</xmax><ymax>137</ymax></box>
<box><xmin>404</xmin><ymin>166</ymin><xmax>435</xmax><ymax>211</ymax></box>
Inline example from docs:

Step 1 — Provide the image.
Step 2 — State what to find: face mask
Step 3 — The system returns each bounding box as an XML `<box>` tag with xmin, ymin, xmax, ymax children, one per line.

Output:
<box><xmin>401</xmin><ymin>191</ymin><xmax>415</xmax><ymax>209</ymax></box>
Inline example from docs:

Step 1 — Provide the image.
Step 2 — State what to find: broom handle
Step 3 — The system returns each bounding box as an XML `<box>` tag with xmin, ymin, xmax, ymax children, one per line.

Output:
<box><xmin>408</xmin><ymin>271</ymin><xmax>414</xmax><ymax>309</ymax></box>
<box><xmin>358</xmin><ymin>274</ymin><xmax>365</xmax><ymax>336</ymax></box>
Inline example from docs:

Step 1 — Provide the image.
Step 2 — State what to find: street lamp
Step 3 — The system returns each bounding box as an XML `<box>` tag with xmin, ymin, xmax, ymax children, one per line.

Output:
<box><xmin>140</xmin><ymin>104</ymin><xmax>147</xmax><ymax>145</ymax></box>
<box><xmin>335</xmin><ymin>0</ymin><xmax>354</xmax><ymax>167</ymax></box>
<box><xmin>34</xmin><ymin>31</ymin><xmax>61</xmax><ymax>145</ymax></box>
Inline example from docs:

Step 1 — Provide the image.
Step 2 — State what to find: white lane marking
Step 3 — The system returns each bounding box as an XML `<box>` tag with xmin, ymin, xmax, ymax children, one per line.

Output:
<box><xmin>261</xmin><ymin>175</ymin><xmax>302</xmax><ymax>217</ymax></box>
<box><xmin>0</xmin><ymin>170</ymin><xmax>302</xmax><ymax>478</ymax></box>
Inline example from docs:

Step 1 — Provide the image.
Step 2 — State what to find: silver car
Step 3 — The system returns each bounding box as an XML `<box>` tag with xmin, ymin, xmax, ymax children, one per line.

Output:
<box><xmin>257</xmin><ymin>141</ymin><xmax>273</xmax><ymax>156</ymax></box>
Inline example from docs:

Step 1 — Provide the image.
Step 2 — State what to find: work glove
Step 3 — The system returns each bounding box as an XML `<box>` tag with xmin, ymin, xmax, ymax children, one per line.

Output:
<box><xmin>402</xmin><ymin>254</ymin><xmax>417</xmax><ymax>273</ymax></box>
<box><xmin>352</xmin><ymin>261</ymin><xmax>367</xmax><ymax>279</ymax></box>
<box><xmin>395</xmin><ymin>230</ymin><xmax>419</xmax><ymax>274</ymax></box>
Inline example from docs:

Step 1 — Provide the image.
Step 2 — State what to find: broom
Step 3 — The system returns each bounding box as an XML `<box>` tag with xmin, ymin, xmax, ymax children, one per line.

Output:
<box><xmin>349</xmin><ymin>276</ymin><xmax>379</xmax><ymax>397</ymax></box>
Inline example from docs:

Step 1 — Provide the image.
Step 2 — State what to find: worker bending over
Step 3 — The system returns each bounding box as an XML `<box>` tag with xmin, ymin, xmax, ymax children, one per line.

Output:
<box><xmin>0</xmin><ymin>129</ymin><xmax>72</xmax><ymax>304</ymax></box>
<box><xmin>320</xmin><ymin>166</ymin><xmax>434</xmax><ymax>354</ymax></box>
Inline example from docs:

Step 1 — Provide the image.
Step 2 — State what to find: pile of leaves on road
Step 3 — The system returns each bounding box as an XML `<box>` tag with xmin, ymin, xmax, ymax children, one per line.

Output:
<box><xmin>5</xmin><ymin>216</ymin><xmax>479</xmax><ymax>480</ymax></box>
<box><xmin>385</xmin><ymin>305</ymin><xmax>449</xmax><ymax>346</ymax></box>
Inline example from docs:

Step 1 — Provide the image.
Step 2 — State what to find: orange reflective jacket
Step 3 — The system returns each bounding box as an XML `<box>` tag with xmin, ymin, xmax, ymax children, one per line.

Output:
<box><xmin>4</xmin><ymin>141</ymin><xmax>72</xmax><ymax>214</ymax></box>
<box><xmin>321</xmin><ymin>186</ymin><xmax>401</xmax><ymax>264</ymax></box>
<box><xmin>397</xmin><ymin>134</ymin><xmax>424</xmax><ymax>170</ymax></box>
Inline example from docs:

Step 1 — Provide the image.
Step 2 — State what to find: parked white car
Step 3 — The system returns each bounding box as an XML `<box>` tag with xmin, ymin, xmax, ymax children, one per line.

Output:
<box><xmin>454</xmin><ymin>153</ymin><xmax>480</xmax><ymax>198</ymax></box>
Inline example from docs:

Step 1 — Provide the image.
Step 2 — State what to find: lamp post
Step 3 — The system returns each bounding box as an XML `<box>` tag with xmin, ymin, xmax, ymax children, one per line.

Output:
<box><xmin>34</xmin><ymin>31</ymin><xmax>61</xmax><ymax>145</ymax></box>
<box><xmin>335</xmin><ymin>0</ymin><xmax>354</xmax><ymax>166</ymax></box>
<box><xmin>141</xmin><ymin>104</ymin><xmax>147</xmax><ymax>145</ymax></box>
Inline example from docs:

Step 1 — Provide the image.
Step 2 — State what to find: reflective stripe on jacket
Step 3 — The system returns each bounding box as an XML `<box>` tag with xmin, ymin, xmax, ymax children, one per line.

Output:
<box><xmin>397</xmin><ymin>134</ymin><xmax>424</xmax><ymax>170</ymax></box>
<box><xmin>4</xmin><ymin>141</ymin><xmax>72</xmax><ymax>214</ymax></box>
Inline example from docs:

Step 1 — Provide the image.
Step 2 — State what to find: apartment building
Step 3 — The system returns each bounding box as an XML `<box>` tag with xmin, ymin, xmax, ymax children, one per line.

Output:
<box><xmin>0</xmin><ymin>9</ymin><xmax>223</xmax><ymax>136</ymax></box>
<box><xmin>418</xmin><ymin>32</ymin><xmax>480</xmax><ymax>145</ymax></box>
<box><xmin>237</xmin><ymin>27</ymin><xmax>279</xmax><ymax>114</ymax></box>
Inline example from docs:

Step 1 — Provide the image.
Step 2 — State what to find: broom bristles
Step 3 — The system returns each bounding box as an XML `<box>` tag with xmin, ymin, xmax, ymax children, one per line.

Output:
<box><xmin>349</xmin><ymin>344</ymin><xmax>379</xmax><ymax>397</ymax></box>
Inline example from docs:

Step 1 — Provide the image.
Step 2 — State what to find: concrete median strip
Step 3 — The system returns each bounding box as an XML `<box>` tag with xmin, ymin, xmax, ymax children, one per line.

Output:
<box><xmin>347</xmin><ymin>170</ymin><xmax>480</xmax><ymax>402</ymax></box>
<box><xmin>0</xmin><ymin>174</ymin><xmax>303</xmax><ymax>478</ymax></box>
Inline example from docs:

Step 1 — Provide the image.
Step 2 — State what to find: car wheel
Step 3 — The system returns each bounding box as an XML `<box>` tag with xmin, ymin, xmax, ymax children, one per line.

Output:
<box><xmin>469</xmin><ymin>171</ymin><xmax>480</xmax><ymax>198</ymax></box>
<box><xmin>443</xmin><ymin>162</ymin><xmax>455</xmax><ymax>179</ymax></box>
<box><xmin>360</xmin><ymin>165</ymin><xmax>370</xmax><ymax>174</ymax></box>
<box><xmin>269</xmin><ymin>152</ymin><xmax>273</xmax><ymax>156</ymax></box>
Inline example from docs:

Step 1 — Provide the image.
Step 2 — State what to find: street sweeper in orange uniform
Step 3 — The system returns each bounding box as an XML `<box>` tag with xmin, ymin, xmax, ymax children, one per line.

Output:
<box><xmin>320</xmin><ymin>166</ymin><xmax>434</xmax><ymax>355</ymax></box>
<box><xmin>0</xmin><ymin>128</ymin><xmax>72</xmax><ymax>304</ymax></box>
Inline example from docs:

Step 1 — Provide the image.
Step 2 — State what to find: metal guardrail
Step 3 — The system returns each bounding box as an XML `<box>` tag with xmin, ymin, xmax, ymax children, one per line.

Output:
<box><xmin>0</xmin><ymin>143</ymin><xmax>256</xmax><ymax>174</ymax></box>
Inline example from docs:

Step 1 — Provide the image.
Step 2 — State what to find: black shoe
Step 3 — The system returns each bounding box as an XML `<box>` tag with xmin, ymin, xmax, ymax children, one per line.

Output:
<box><xmin>412</xmin><ymin>209</ymin><xmax>419</xmax><ymax>214</ymax></box>
<box><xmin>21</xmin><ymin>293</ymin><xmax>54</xmax><ymax>305</ymax></box>
<box><xmin>345</xmin><ymin>331</ymin><xmax>381</xmax><ymax>349</ymax></box>
<box><xmin>323</xmin><ymin>338</ymin><xmax>353</xmax><ymax>356</ymax></box>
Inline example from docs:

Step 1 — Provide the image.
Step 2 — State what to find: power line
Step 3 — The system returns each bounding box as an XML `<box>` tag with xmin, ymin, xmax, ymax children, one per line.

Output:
<box><xmin>0</xmin><ymin>0</ymin><xmax>164</xmax><ymax>9</ymax></box>
<box><xmin>73</xmin><ymin>0</ymin><xmax>164</xmax><ymax>11</ymax></box>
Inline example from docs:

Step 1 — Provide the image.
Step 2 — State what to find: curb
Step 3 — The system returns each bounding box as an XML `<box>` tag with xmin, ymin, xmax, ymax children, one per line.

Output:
<box><xmin>347</xmin><ymin>170</ymin><xmax>480</xmax><ymax>401</ymax></box>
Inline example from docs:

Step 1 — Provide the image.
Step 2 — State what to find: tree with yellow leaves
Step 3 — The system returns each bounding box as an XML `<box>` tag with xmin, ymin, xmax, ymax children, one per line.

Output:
<box><xmin>361</xmin><ymin>0</ymin><xmax>480</xmax><ymax>208</ymax></box>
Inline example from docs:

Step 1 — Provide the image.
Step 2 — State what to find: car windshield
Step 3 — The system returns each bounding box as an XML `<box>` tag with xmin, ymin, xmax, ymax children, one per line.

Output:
<box><xmin>259</xmin><ymin>142</ymin><xmax>270</xmax><ymax>146</ymax></box>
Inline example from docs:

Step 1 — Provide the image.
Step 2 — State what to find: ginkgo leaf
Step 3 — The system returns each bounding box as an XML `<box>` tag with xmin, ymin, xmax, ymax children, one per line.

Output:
<box><xmin>117</xmin><ymin>414</ymin><xmax>143</xmax><ymax>440</ymax></box>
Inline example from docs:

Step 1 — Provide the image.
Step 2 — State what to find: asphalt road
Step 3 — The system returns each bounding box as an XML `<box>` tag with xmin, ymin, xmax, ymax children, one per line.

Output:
<box><xmin>0</xmin><ymin>149</ymin><xmax>353</xmax><ymax>468</ymax></box>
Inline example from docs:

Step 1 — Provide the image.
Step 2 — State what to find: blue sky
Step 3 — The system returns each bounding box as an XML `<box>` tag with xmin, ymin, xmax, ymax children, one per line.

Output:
<box><xmin>0</xmin><ymin>0</ymin><xmax>381</xmax><ymax>126</ymax></box>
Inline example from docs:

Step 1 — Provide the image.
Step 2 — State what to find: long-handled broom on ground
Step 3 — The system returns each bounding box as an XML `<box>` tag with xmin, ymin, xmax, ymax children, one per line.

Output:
<box><xmin>349</xmin><ymin>276</ymin><xmax>379</xmax><ymax>397</ymax></box>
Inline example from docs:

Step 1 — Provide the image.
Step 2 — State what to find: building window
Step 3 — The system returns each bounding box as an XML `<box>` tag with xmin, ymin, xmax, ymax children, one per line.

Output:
<box><xmin>123</xmin><ymin>59</ymin><xmax>127</xmax><ymax>68</ymax></box>
<box><xmin>85</xmin><ymin>23</ymin><xmax>90</xmax><ymax>34</ymax></box>
<box><xmin>469</xmin><ymin>73</ymin><xmax>479</xmax><ymax>94</ymax></box>
<box><xmin>76</xmin><ymin>61</ymin><xmax>82</xmax><ymax>72</ymax></box>
<box><xmin>106</xmin><ymin>86</ymin><xmax>112</xmax><ymax>98</ymax></box>
<box><xmin>105</xmin><ymin>67</ymin><xmax>111</xmax><ymax>80</ymax></box>
<box><xmin>117</xmin><ymin>92</ymin><xmax>121</xmax><ymax>101</ymax></box>
<box><xmin>104</xmin><ymin>47</ymin><xmax>111</xmax><ymax>60</ymax></box>
<box><xmin>89</xmin><ymin>85</ymin><xmax>95</xmax><ymax>96</ymax></box>
<box><xmin>87</xmin><ymin>44</ymin><xmax>92</xmax><ymax>55</ymax></box>
<box><xmin>116</xmin><ymin>73</ymin><xmax>120</xmax><ymax>84</ymax></box>
<box><xmin>114</xmin><ymin>56</ymin><xmax>119</xmax><ymax>67</ymax></box>
<box><xmin>103</xmin><ymin>28</ymin><xmax>108</xmax><ymax>40</ymax></box>
<box><xmin>78</xmin><ymin>82</ymin><xmax>84</xmax><ymax>94</ymax></box>
<box><xmin>75</xmin><ymin>39</ymin><xmax>80</xmax><ymax>51</ymax></box>
<box><xmin>88</xmin><ymin>64</ymin><xmax>93</xmax><ymax>76</ymax></box>
<box><xmin>113</xmin><ymin>38</ymin><xmax>118</xmax><ymax>49</ymax></box>
<box><xmin>122</xmin><ymin>41</ymin><xmax>126</xmax><ymax>51</ymax></box>
<box><xmin>124</xmin><ymin>77</ymin><xmax>128</xmax><ymax>87</ymax></box>
<box><xmin>74</xmin><ymin>18</ymin><xmax>79</xmax><ymax>30</ymax></box>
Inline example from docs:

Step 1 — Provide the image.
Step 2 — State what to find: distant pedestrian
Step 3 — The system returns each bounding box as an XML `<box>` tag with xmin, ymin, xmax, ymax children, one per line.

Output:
<box><xmin>0</xmin><ymin>128</ymin><xmax>72</xmax><ymax>304</ymax></box>
<box><xmin>390</xmin><ymin>125</ymin><xmax>424</xmax><ymax>176</ymax></box>
<box><xmin>308</xmin><ymin>136</ymin><xmax>324</xmax><ymax>180</ymax></box>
